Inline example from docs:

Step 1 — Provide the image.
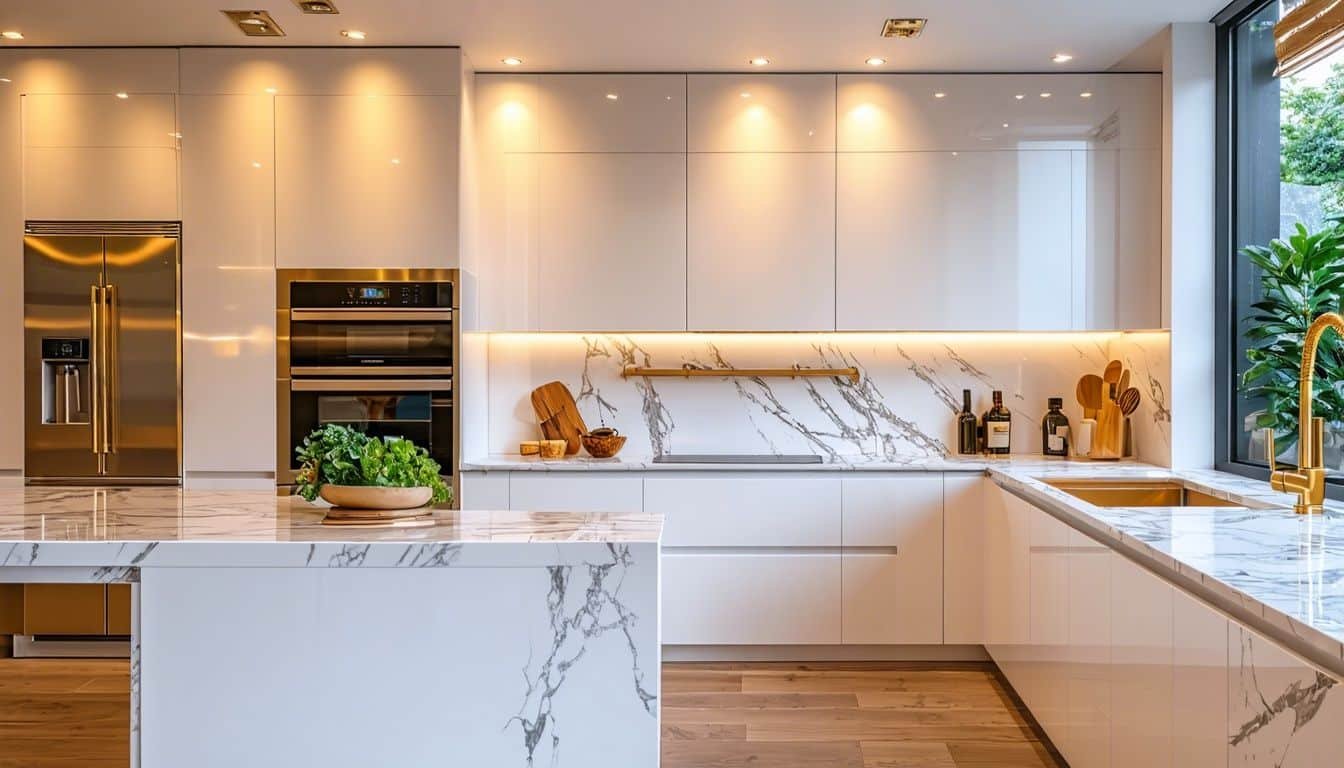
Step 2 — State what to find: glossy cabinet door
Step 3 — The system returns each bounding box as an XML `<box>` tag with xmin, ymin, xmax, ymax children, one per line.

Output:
<box><xmin>529</xmin><ymin>152</ymin><xmax>687</xmax><ymax>331</ymax></box>
<box><xmin>1071</xmin><ymin>148</ymin><xmax>1162</xmax><ymax>329</ymax></box>
<box><xmin>1109</xmin><ymin>552</ymin><xmax>1173</xmax><ymax>768</ymax></box>
<box><xmin>1065</xmin><ymin>527</ymin><xmax>1111</xmax><ymax>768</ymax></box>
<box><xmin>646</xmin><ymin>473</ymin><xmax>840</xmax><ymax>547</ymax></box>
<box><xmin>1172</xmin><ymin>588</ymin><xmax>1227</xmax><ymax>768</ymax></box>
<box><xmin>839</xmin><ymin>475</ymin><xmax>943</xmax><ymax>644</ymax></box>
<box><xmin>507</xmin><ymin>473</ymin><xmax>643</xmax><ymax>514</ymax></box>
<box><xmin>687</xmin><ymin>152</ymin><xmax>835</xmax><ymax>330</ymax></box>
<box><xmin>180</xmin><ymin>93</ymin><xmax>276</xmax><ymax>474</ymax></box>
<box><xmin>943</xmin><ymin>474</ymin><xmax>985</xmax><ymax>644</ymax></box>
<box><xmin>836</xmin><ymin>149</ymin><xmax>1072</xmax><ymax>330</ymax></box>
<box><xmin>275</xmin><ymin>94</ymin><xmax>458</xmax><ymax>269</ymax></box>
<box><xmin>984</xmin><ymin>487</ymin><xmax>1032</xmax><ymax>693</ymax></box>
<box><xmin>23</xmin><ymin>93</ymin><xmax>179</xmax><ymax>221</ymax></box>
<box><xmin>22</xmin><ymin>584</ymin><xmax>106</xmax><ymax>635</ymax></box>
<box><xmin>1228</xmin><ymin>622</ymin><xmax>1344</xmax><ymax>766</ymax></box>
<box><xmin>662</xmin><ymin>553</ymin><xmax>842</xmax><ymax>645</ymax></box>
<box><xmin>1027</xmin><ymin>506</ymin><xmax>1071</xmax><ymax>750</ymax></box>
<box><xmin>686</xmin><ymin>74</ymin><xmax>836</xmax><ymax>331</ymax></box>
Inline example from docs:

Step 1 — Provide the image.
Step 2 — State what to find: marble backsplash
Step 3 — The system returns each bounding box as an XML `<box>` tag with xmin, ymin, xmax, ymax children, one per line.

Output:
<box><xmin>475</xmin><ymin>331</ymin><xmax>1172</xmax><ymax>466</ymax></box>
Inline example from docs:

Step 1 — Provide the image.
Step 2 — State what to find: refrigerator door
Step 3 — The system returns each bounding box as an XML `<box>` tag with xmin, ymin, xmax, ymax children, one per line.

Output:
<box><xmin>102</xmin><ymin>235</ymin><xmax>181</xmax><ymax>480</ymax></box>
<box><xmin>23</xmin><ymin>235</ymin><xmax>104</xmax><ymax>479</ymax></box>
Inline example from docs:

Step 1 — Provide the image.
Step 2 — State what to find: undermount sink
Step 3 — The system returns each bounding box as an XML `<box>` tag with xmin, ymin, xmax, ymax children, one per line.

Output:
<box><xmin>1040</xmin><ymin>479</ymin><xmax>1249</xmax><ymax>508</ymax></box>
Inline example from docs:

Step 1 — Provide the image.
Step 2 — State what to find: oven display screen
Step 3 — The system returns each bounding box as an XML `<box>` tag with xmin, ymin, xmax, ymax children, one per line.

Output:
<box><xmin>356</xmin><ymin>286</ymin><xmax>387</xmax><ymax>300</ymax></box>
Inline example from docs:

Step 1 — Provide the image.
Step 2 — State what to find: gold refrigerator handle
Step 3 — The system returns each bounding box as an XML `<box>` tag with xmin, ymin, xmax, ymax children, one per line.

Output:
<box><xmin>89</xmin><ymin>285</ymin><xmax>102</xmax><ymax>459</ymax></box>
<box><xmin>105</xmin><ymin>283</ymin><xmax>118</xmax><ymax>454</ymax></box>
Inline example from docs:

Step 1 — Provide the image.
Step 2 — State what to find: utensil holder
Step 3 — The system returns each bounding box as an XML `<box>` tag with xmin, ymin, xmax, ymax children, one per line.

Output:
<box><xmin>1087</xmin><ymin>400</ymin><xmax>1124</xmax><ymax>460</ymax></box>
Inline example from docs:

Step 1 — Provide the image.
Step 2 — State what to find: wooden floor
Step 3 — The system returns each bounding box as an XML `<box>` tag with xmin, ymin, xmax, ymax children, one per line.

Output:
<box><xmin>0</xmin><ymin>659</ymin><xmax>1061</xmax><ymax>768</ymax></box>
<box><xmin>662</xmin><ymin>662</ymin><xmax>1063</xmax><ymax>768</ymax></box>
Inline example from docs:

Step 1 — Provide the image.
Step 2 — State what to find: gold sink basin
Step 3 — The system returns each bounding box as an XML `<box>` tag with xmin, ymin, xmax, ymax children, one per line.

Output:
<box><xmin>1040</xmin><ymin>479</ymin><xmax>1247</xmax><ymax>508</ymax></box>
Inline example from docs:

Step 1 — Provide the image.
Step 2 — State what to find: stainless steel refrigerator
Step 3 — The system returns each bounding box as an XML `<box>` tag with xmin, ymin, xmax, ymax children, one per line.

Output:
<box><xmin>23</xmin><ymin>222</ymin><xmax>181</xmax><ymax>482</ymax></box>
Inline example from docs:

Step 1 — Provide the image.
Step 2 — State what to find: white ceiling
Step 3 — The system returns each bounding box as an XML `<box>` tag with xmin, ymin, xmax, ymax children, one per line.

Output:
<box><xmin>0</xmin><ymin>0</ymin><xmax>1226</xmax><ymax>72</ymax></box>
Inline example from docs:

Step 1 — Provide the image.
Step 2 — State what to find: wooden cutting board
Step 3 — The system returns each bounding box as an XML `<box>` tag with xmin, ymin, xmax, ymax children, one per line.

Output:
<box><xmin>530</xmin><ymin>381</ymin><xmax>588</xmax><ymax>456</ymax></box>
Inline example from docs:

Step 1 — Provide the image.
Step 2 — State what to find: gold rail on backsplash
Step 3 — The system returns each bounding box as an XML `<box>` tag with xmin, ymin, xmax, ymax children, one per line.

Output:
<box><xmin>620</xmin><ymin>365</ymin><xmax>861</xmax><ymax>384</ymax></box>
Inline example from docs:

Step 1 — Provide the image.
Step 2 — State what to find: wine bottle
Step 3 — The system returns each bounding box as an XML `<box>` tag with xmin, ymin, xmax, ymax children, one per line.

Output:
<box><xmin>957</xmin><ymin>389</ymin><xmax>978</xmax><ymax>455</ymax></box>
<box><xmin>1041</xmin><ymin>397</ymin><xmax>1070</xmax><ymax>457</ymax></box>
<box><xmin>983</xmin><ymin>390</ymin><xmax>1012</xmax><ymax>456</ymax></box>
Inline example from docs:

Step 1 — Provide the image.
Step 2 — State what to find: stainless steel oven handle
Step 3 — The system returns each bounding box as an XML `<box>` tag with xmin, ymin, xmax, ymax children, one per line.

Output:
<box><xmin>290</xmin><ymin>379</ymin><xmax>453</xmax><ymax>393</ymax></box>
<box><xmin>290</xmin><ymin>366</ymin><xmax>454</xmax><ymax>377</ymax></box>
<box><xmin>289</xmin><ymin>309</ymin><xmax>453</xmax><ymax>322</ymax></box>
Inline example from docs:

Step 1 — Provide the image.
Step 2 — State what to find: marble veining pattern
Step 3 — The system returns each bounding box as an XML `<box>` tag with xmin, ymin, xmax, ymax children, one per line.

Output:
<box><xmin>0</xmin><ymin>488</ymin><xmax>661</xmax><ymax>570</ymax></box>
<box><xmin>510</xmin><ymin>544</ymin><xmax>656</xmax><ymax>765</ymax></box>
<box><xmin>1230</xmin><ymin>624</ymin><xmax>1340</xmax><ymax>764</ymax></box>
<box><xmin>485</xmin><ymin>332</ymin><xmax>1168</xmax><ymax>463</ymax></box>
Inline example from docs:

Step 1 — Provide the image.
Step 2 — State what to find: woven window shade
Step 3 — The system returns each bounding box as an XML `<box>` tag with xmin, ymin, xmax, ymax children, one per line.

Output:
<box><xmin>1276</xmin><ymin>0</ymin><xmax>1344</xmax><ymax>77</ymax></box>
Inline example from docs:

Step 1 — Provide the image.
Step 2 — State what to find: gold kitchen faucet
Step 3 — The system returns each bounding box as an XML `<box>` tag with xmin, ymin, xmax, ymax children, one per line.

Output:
<box><xmin>1264</xmin><ymin>311</ymin><xmax>1344</xmax><ymax>514</ymax></box>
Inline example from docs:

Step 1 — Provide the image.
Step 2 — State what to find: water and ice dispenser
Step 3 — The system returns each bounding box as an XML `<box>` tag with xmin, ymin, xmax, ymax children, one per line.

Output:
<box><xmin>40</xmin><ymin>337</ymin><xmax>90</xmax><ymax>425</ymax></box>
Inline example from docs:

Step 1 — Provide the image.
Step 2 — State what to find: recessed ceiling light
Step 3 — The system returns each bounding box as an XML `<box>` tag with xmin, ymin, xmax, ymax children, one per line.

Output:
<box><xmin>115</xmin><ymin>92</ymin><xmax>129</xmax><ymax>99</ymax></box>
<box><xmin>1002</xmin><ymin>122</ymin><xmax>1010</xmax><ymax>128</ymax></box>
<box><xmin>0</xmin><ymin>77</ymin><xmax>10</xmax><ymax>83</ymax></box>
<box><xmin>881</xmin><ymin>18</ymin><xmax>926</xmax><ymax>38</ymax></box>
<box><xmin>605</xmin><ymin>93</ymin><xmax>618</xmax><ymax>100</ymax></box>
<box><xmin>1052</xmin><ymin>52</ymin><xmax>1074</xmax><ymax>64</ymax></box>
<box><xmin>1015</xmin><ymin>94</ymin><xmax>1025</xmax><ymax>100</ymax></box>
<box><xmin>168</xmin><ymin>131</ymin><xmax>182</xmax><ymax>139</ymax></box>
<box><xmin>222</xmin><ymin>11</ymin><xmax>285</xmax><ymax>37</ymax></box>
<box><xmin>1</xmin><ymin>31</ymin><xmax>23</xmax><ymax>40</ymax></box>
<box><xmin>341</xmin><ymin>29</ymin><xmax>366</xmax><ymax>40</ymax></box>
<box><xmin>390</xmin><ymin>157</ymin><xmax>400</xmax><ymax>165</ymax></box>
<box><xmin>1040</xmin><ymin>92</ymin><xmax>1052</xmax><ymax>98</ymax></box>
<box><xmin>294</xmin><ymin>0</ymin><xmax>339</xmax><ymax>13</ymax></box>
<box><xmin>501</xmin><ymin>57</ymin><xmax>523</xmax><ymax>66</ymax></box>
<box><xmin>749</xmin><ymin>57</ymin><xmax>770</xmax><ymax>67</ymax></box>
<box><xmin>264</xmin><ymin>86</ymin><xmax>277</xmax><ymax>94</ymax></box>
<box><xmin>740</xmin><ymin>92</ymin><xmax>751</xmax><ymax>98</ymax></box>
<box><xmin>865</xmin><ymin>57</ymin><xmax>886</xmax><ymax>66</ymax></box>
<box><xmin>251</xmin><ymin>161</ymin><xmax>262</xmax><ymax>168</ymax></box>
<box><xmin>1080</xmin><ymin>91</ymin><xmax>1093</xmax><ymax>98</ymax></box>
<box><xmin>933</xmin><ymin>92</ymin><xmax>946</xmax><ymax>99</ymax></box>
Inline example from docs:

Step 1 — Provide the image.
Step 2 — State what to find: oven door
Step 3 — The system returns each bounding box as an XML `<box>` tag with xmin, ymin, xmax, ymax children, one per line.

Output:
<box><xmin>286</xmin><ymin>378</ymin><xmax>453</xmax><ymax>475</ymax></box>
<box><xmin>288</xmin><ymin>309</ymin><xmax>452</xmax><ymax>374</ymax></box>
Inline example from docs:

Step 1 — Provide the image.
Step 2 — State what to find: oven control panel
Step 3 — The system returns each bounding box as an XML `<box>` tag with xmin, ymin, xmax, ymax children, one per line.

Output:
<box><xmin>290</xmin><ymin>281</ymin><xmax>453</xmax><ymax>308</ymax></box>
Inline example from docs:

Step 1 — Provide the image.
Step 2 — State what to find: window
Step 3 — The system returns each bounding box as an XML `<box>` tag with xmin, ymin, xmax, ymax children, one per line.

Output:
<box><xmin>1219</xmin><ymin>0</ymin><xmax>1344</xmax><ymax>483</ymax></box>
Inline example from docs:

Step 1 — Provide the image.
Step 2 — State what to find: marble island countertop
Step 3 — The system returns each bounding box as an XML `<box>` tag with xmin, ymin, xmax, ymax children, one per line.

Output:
<box><xmin>462</xmin><ymin>453</ymin><xmax>1007</xmax><ymax>472</ymax></box>
<box><xmin>0</xmin><ymin>487</ymin><xmax>662</xmax><ymax>573</ymax></box>
<box><xmin>989</xmin><ymin>461</ymin><xmax>1344</xmax><ymax>678</ymax></box>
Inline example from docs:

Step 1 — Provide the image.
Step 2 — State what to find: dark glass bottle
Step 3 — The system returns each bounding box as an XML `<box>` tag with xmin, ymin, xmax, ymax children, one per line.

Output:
<box><xmin>1042</xmin><ymin>397</ymin><xmax>1070</xmax><ymax>457</ymax></box>
<box><xmin>983</xmin><ymin>390</ymin><xmax>1012</xmax><ymax>456</ymax></box>
<box><xmin>956</xmin><ymin>389</ymin><xmax>978</xmax><ymax>455</ymax></box>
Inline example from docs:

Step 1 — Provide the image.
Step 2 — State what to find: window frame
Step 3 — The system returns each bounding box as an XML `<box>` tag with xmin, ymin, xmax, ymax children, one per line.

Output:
<box><xmin>1214</xmin><ymin>0</ymin><xmax>1344</xmax><ymax>500</ymax></box>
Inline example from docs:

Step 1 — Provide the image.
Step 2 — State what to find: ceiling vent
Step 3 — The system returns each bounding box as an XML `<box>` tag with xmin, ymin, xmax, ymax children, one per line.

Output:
<box><xmin>881</xmin><ymin>18</ymin><xmax>927</xmax><ymax>38</ymax></box>
<box><xmin>294</xmin><ymin>0</ymin><xmax>338</xmax><ymax>13</ymax></box>
<box><xmin>222</xmin><ymin>10</ymin><xmax>286</xmax><ymax>37</ymax></box>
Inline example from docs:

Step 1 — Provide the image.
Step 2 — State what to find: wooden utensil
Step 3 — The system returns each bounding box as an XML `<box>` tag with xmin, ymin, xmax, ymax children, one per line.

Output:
<box><xmin>530</xmin><ymin>381</ymin><xmax>588</xmax><ymax>456</ymax></box>
<box><xmin>1117</xmin><ymin>369</ymin><xmax>1131</xmax><ymax>399</ymax></box>
<box><xmin>1076</xmin><ymin>374</ymin><xmax>1105</xmax><ymax>419</ymax></box>
<box><xmin>1117</xmin><ymin>387</ymin><xmax>1141</xmax><ymax>416</ymax></box>
<box><xmin>1103</xmin><ymin>360</ymin><xmax>1123</xmax><ymax>391</ymax></box>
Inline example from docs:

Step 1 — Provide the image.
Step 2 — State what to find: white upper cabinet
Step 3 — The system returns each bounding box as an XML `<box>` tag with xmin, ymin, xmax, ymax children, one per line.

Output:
<box><xmin>22</xmin><ymin>93</ymin><xmax>179</xmax><ymax>221</ymax></box>
<box><xmin>837</xmin><ymin>74</ymin><xmax>1160</xmax><ymax>152</ymax></box>
<box><xmin>179</xmin><ymin>93</ymin><xmax>276</xmax><ymax>474</ymax></box>
<box><xmin>836</xmin><ymin>149</ymin><xmax>1073</xmax><ymax>330</ymax></box>
<box><xmin>476</xmin><ymin>74</ymin><xmax>685</xmax><ymax>153</ymax></box>
<box><xmin>686</xmin><ymin>75</ymin><xmax>836</xmax><ymax>331</ymax></box>
<box><xmin>274</xmin><ymin>93</ymin><xmax>458</xmax><ymax>269</ymax></box>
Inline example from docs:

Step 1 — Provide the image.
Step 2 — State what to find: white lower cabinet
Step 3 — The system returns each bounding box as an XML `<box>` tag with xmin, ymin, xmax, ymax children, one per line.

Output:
<box><xmin>1228</xmin><ymin>622</ymin><xmax>1344</xmax><ymax>765</ymax></box>
<box><xmin>841</xmin><ymin>553</ymin><xmax>941</xmax><ymax>644</ymax></box>
<box><xmin>645</xmin><ymin>473</ymin><xmax>841</xmax><ymax>547</ymax></box>
<box><xmin>1064</xmin><ymin>528</ymin><xmax>1111</xmax><ymax>768</ymax></box>
<box><xmin>459</xmin><ymin>471</ymin><xmax>509</xmax><ymax>510</ymax></box>
<box><xmin>985</xmin><ymin>486</ymin><xmax>1031</xmax><ymax>695</ymax></box>
<box><xmin>1172</xmin><ymin>588</ymin><xmax>1227</xmax><ymax>768</ymax></box>
<box><xmin>662</xmin><ymin>553</ymin><xmax>841</xmax><ymax>645</ymax></box>
<box><xmin>1027</xmin><ymin>504</ymin><xmax>1071</xmax><ymax>751</ymax></box>
<box><xmin>1109</xmin><ymin>552</ymin><xmax>1173</xmax><ymax>768</ymax></box>
<box><xmin>506</xmin><ymin>473</ymin><xmax>642</xmax><ymax>513</ymax></box>
<box><xmin>943</xmin><ymin>474</ymin><xmax>984</xmax><ymax>643</ymax></box>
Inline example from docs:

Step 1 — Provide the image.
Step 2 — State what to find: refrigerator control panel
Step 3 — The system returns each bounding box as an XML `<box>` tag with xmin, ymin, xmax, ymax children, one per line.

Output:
<box><xmin>41</xmin><ymin>337</ymin><xmax>89</xmax><ymax>362</ymax></box>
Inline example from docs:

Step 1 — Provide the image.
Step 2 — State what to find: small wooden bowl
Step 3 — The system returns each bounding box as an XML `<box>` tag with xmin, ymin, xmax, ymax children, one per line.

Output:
<box><xmin>519</xmin><ymin>440</ymin><xmax>541</xmax><ymax>456</ymax></box>
<box><xmin>538</xmin><ymin>439</ymin><xmax>568</xmax><ymax>459</ymax></box>
<box><xmin>581</xmin><ymin>432</ymin><xmax>627</xmax><ymax>459</ymax></box>
<box><xmin>318</xmin><ymin>485</ymin><xmax>432</xmax><ymax>512</ymax></box>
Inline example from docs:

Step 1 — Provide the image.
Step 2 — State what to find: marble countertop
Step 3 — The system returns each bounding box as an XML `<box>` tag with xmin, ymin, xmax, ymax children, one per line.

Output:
<box><xmin>0</xmin><ymin>487</ymin><xmax>661</xmax><ymax>574</ymax></box>
<box><xmin>462</xmin><ymin>453</ymin><xmax>1002</xmax><ymax>472</ymax></box>
<box><xmin>989</xmin><ymin>462</ymin><xmax>1344</xmax><ymax>677</ymax></box>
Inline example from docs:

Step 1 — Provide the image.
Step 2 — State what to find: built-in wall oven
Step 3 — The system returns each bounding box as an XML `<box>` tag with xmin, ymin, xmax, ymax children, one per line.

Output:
<box><xmin>276</xmin><ymin>269</ymin><xmax>458</xmax><ymax>502</ymax></box>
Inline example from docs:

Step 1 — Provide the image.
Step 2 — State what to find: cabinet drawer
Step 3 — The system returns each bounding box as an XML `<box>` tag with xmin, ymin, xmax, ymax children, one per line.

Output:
<box><xmin>662</xmin><ymin>553</ymin><xmax>841</xmax><ymax>645</ymax></box>
<box><xmin>508</xmin><ymin>473</ymin><xmax>643</xmax><ymax>514</ymax></box>
<box><xmin>841</xmin><ymin>553</ymin><xmax>942</xmax><ymax>644</ymax></box>
<box><xmin>645</xmin><ymin>474</ymin><xmax>841</xmax><ymax>547</ymax></box>
<box><xmin>23</xmin><ymin>584</ymin><xmax>107</xmax><ymax>635</ymax></box>
<box><xmin>841</xmin><ymin>474</ymin><xmax>943</xmax><ymax>546</ymax></box>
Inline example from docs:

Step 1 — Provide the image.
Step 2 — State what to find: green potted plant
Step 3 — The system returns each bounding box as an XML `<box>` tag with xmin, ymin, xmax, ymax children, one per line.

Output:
<box><xmin>1241</xmin><ymin>218</ymin><xmax>1344</xmax><ymax>464</ymax></box>
<box><xmin>294</xmin><ymin>424</ymin><xmax>451</xmax><ymax>512</ymax></box>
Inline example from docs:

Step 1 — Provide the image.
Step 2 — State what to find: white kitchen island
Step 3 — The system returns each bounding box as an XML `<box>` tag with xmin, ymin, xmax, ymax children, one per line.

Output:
<box><xmin>0</xmin><ymin>488</ymin><xmax>662</xmax><ymax>768</ymax></box>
